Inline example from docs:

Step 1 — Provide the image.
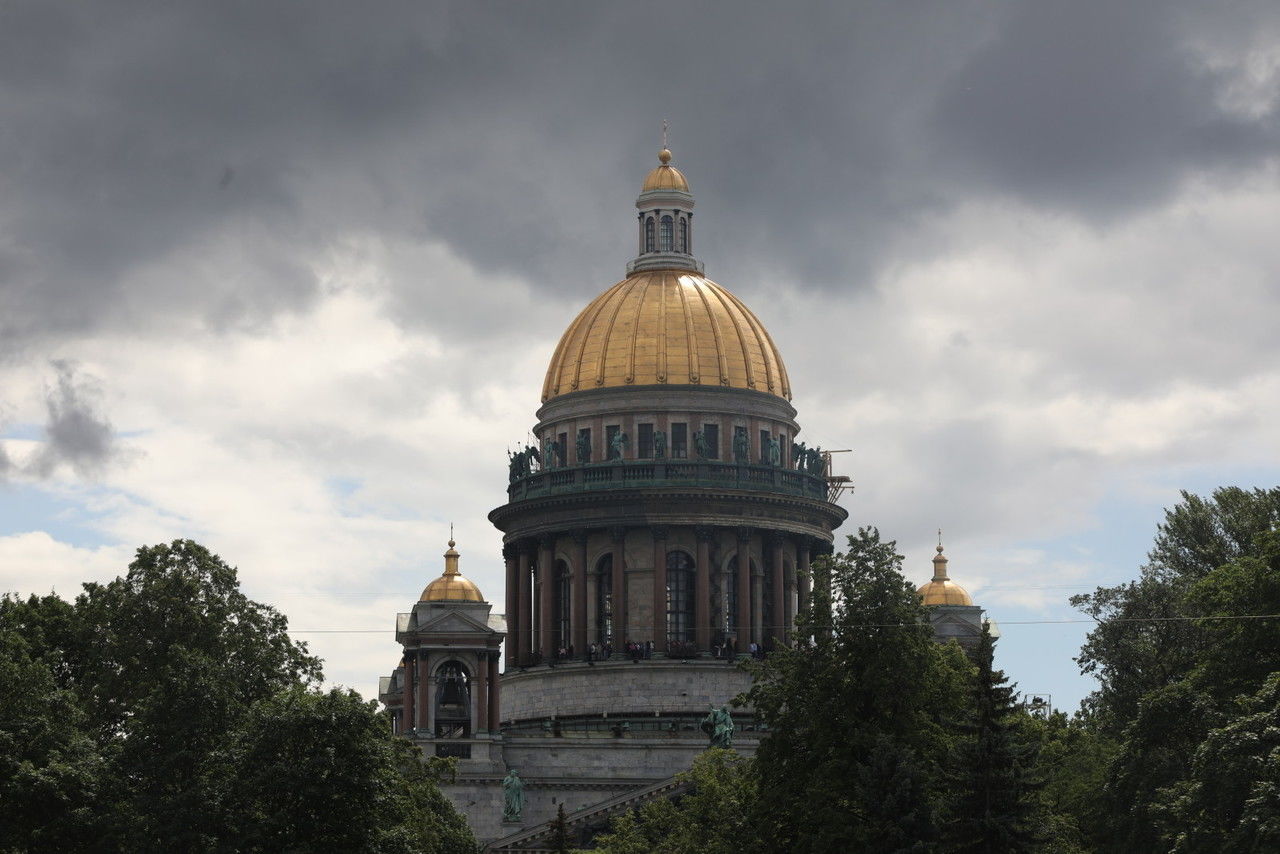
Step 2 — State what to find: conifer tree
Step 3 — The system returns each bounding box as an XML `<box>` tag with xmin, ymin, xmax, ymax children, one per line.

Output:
<box><xmin>944</xmin><ymin>623</ymin><xmax>1043</xmax><ymax>853</ymax></box>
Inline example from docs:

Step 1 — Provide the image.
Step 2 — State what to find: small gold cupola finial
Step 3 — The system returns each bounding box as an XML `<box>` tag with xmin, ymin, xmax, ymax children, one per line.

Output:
<box><xmin>917</xmin><ymin>529</ymin><xmax>973</xmax><ymax>607</ymax></box>
<box><xmin>933</xmin><ymin>529</ymin><xmax>949</xmax><ymax>581</ymax></box>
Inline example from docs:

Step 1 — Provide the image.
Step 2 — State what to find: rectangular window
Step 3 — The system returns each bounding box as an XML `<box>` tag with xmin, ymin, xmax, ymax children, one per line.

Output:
<box><xmin>638</xmin><ymin>423</ymin><xmax>654</xmax><ymax>458</ymax></box>
<box><xmin>703</xmin><ymin>424</ymin><xmax>719</xmax><ymax>459</ymax></box>
<box><xmin>577</xmin><ymin>428</ymin><xmax>591</xmax><ymax>464</ymax></box>
<box><xmin>671</xmin><ymin>422</ymin><xmax>688</xmax><ymax>458</ymax></box>
<box><xmin>606</xmin><ymin>424</ymin><xmax>621</xmax><ymax>460</ymax></box>
<box><xmin>558</xmin><ymin>432</ymin><xmax>568</xmax><ymax>467</ymax></box>
<box><xmin>760</xmin><ymin>429</ymin><xmax>771</xmax><ymax>464</ymax></box>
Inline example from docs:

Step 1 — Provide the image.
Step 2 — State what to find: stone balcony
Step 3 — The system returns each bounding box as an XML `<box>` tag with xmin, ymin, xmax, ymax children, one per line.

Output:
<box><xmin>505</xmin><ymin>459</ymin><xmax>833</xmax><ymax>503</ymax></box>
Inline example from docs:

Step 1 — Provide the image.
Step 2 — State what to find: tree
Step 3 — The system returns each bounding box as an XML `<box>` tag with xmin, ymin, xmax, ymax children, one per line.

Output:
<box><xmin>548</xmin><ymin>803</ymin><xmax>570</xmax><ymax>854</ymax></box>
<box><xmin>1</xmin><ymin>541</ymin><xmax>474</xmax><ymax>853</ymax></box>
<box><xmin>944</xmin><ymin>624</ymin><xmax>1043</xmax><ymax>853</ymax></box>
<box><xmin>593</xmin><ymin>749</ymin><xmax>757</xmax><ymax>854</ymax></box>
<box><xmin>745</xmin><ymin>527</ymin><xmax>971</xmax><ymax>853</ymax></box>
<box><xmin>1027</xmin><ymin>711</ymin><xmax>1116</xmax><ymax>853</ymax></box>
<box><xmin>0</xmin><ymin>618</ymin><xmax>107</xmax><ymax>853</ymax></box>
<box><xmin>1072</xmin><ymin>487</ymin><xmax>1280</xmax><ymax>734</ymax></box>
<box><xmin>1159</xmin><ymin>673</ymin><xmax>1280</xmax><ymax>852</ymax></box>
<box><xmin>213</xmin><ymin>686</ymin><xmax>476</xmax><ymax>854</ymax></box>
<box><xmin>68</xmin><ymin>540</ymin><xmax>323</xmax><ymax>849</ymax></box>
<box><xmin>1071</xmin><ymin>489</ymin><xmax>1280</xmax><ymax>851</ymax></box>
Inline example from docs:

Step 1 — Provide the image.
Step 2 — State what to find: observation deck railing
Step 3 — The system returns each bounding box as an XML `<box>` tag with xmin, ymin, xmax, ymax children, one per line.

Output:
<box><xmin>505</xmin><ymin>458</ymin><xmax>831</xmax><ymax>503</ymax></box>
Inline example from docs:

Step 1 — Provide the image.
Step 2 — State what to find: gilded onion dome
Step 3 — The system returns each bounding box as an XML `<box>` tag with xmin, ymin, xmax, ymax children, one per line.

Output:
<box><xmin>420</xmin><ymin>539</ymin><xmax>484</xmax><ymax>603</ymax></box>
<box><xmin>642</xmin><ymin>148</ymin><xmax>690</xmax><ymax>192</ymax></box>
<box><xmin>541</xmin><ymin>271</ymin><xmax>791</xmax><ymax>402</ymax></box>
<box><xmin>917</xmin><ymin>541</ymin><xmax>974</xmax><ymax>607</ymax></box>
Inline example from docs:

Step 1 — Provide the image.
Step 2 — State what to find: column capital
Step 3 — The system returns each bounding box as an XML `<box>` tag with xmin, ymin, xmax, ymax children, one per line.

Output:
<box><xmin>609</xmin><ymin>525</ymin><xmax>628</xmax><ymax>544</ymax></box>
<box><xmin>651</xmin><ymin>525</ymin><xmax>669</xmax><ymax>542</ymax></box>
<box><xmin>765</xmin><ymin>529</ymin><xmax>786</xmax><ymax>548</ymax></box>
<box><xmin>735</xmin><ymin>526</ymin><xmax>752</xmax><ymax>544</ymax></box>
<box><xmin>695</xmin><ymin>525</ymin><xmax>717</xmax><ymax>543</ymax></box>
<box><xmin>572</xmin><ymin>529</ymin><xmax>590</xmax><ymax>546</ymax></box>
<box><xmin>538</xmin><ymin>534</ymin><xmax>557</xmax><ymax>550</ymax></box>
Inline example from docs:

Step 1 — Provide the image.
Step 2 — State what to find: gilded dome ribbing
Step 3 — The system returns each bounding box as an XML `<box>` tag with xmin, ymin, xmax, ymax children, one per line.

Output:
<box><xmin>541</xmin><ymin>271</ymin><xmax>791</xmax><ymax>402</ymax></box>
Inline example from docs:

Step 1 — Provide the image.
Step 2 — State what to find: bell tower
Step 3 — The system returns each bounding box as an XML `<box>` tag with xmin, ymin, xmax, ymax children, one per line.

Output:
<box><xmin>380</xmin><ymin>539</ymin><xmax>505</xmax><ymax>768</ymax></box>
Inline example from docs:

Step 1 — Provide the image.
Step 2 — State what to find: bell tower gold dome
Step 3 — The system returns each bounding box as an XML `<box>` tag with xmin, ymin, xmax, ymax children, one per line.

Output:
<box><xmin>420</xmin><ymin>539</ymin><xmax>484</xmax><ymax>603</ymax></box>
<box><xmin>917</xmin><ymin>542</ymin><xmax>974</xmax><ymax>607</ymax></box>
<box><xmin>541</xmin><ymin>147</ymin><xmax>790</xmax><ymax>403</ymax></box>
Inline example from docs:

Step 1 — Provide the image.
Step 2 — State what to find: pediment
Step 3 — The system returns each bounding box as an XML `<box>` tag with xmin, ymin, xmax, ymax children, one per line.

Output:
<box><xmin>415</xmin><ymin>609</ymin><xmax>494</xmax><ymax>635</ymax></box>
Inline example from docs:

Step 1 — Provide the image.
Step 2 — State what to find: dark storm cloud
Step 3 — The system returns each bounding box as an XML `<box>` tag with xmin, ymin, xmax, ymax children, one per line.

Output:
<box><xmin>1</xmin><ymin>1</ymin><xmax>1276</xmax><ymax>352</ymax></box>
<box><xmin>29</xmin><ymin>360</ymin><xmax>117</xmax><ymax>478</ymax></box>
<box><xmin>931</xmin><ymin>0</ymin><xmax>1280</xmax><ymax>217</ymax></box>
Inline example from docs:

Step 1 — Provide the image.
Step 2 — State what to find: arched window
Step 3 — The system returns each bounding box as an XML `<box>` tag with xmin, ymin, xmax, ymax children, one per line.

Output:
<box><xmin>666</xmin><ymin>550</ymin><xmax>696</xmax><ymax>645</ymax></box>
<box><xmin>434</xmin><ymin>661</ymin><xmax>471</xmax><ymax>738</ymax></box>
<box><xmin>679</xmin><ymin>218</ymin><xmax>688</xmax><ymax>253</ymax></box>
<box><xmin>595</xmin><ymin>554</ymin><xmax>613</xmax><ymax>644</ymax></box>
<box><xmin>555</xmin><ymin>559</ymin><xmax>571</xmax><ymax>656</ymax></box>
<box><xmin>660</xmin><ymin>215</ymin><xmax>674</xmax><ymax>252</ymax></box>
<box><xmin>645</xmin><ymin>217</ymin><xmax>655</xmax><ymax>252</ymax></box>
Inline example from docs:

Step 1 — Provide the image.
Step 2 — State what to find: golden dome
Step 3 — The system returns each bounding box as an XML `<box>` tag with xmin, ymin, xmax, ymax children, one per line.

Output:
<box><xmin>642</xmin><ymin>148</ymin><xmax>689</xmax><ymax>192</ymax></box>
<box><xmin>917</xmin><ymin>542</ymin><xmax>974</xmax><ymax>607</ymax></box>
<box><xmin>918</xmin><ymin>578</ymin><xmax>974</xmax><ymax>607</ymax></box>
<box><xmin>541</xmin><ymin>271</ymin><xmax>791</xmax><ymax>402</ymax></box>
<box><xmin>420</xmin><ymin>539</ymin><xmax>484</xmax><ymax>603</ymax></box>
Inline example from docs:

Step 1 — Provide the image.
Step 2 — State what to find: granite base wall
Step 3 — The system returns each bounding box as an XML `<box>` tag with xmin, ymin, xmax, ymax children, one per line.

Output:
<box><xmin>501</xmin><ymin>659</ymin><xmax>752</xmax><ymax>720</ymax></box>
<box><xmin>437</xmin><ymin>733</ymin><xmax>760</xmax><ymax>844</ymax></box>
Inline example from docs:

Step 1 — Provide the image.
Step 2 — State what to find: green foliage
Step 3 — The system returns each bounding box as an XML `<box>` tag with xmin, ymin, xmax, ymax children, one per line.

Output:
<box><xmin>0</xmin><ymin>617</ymin><xmax>107</xmax><ymax>852</ymax></box>
<box><xmin>745</xmin><ymin>527</ymin><xmax>971</xmax><ymax>853</ymax></box>
<box><xmin>1072</xmin><ymin>487</ymin><xmax>1280</xmax><ymax>734</ymax></box>
<box><xmin>944</xmin><ymin>624</ymin><xmax>1043</xmax><ymax>853</ymax></box>
<box><xmin>548</xmin><ymin>803</ymin><xmax>570</xmax><ymax>854</ymax></box>
<box><xmin>1026</xmin><ymin>712</ymin><xmax>1116</xmax><ymax>853</ymax></box>
<box><xmin>593</xmin><ymin>749</ymin><xmax>757</xmax><ymax>854</ymax></box>
<box><xmin>1071</xmin><ymin>488</ymin><xmax>1280</xmax><ymax>852</ymax></box>
<box><xmin>213</xmin><ymin>686</ymin><xmax>476</xmax><ymax>854</ymax></box>
<box><xmin>0</xmin><ymin>540</ymin><xmax>474</xmax><ymax>854</ymax></box>
<box><xmin>1159</xmin><ymin>673</ymin><xmax>1280</xmax><ymax>852</ymax></box>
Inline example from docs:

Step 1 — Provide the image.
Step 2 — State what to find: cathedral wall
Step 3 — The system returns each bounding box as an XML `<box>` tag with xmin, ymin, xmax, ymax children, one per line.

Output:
<box><xmin>501</xmin><ymin>659</ymin><xmax>751</xmax><ymax>721</ymax></box>
<box><xmin>445</xmin><ymin>735</ymin><xmax>764</xmax><ymax>843</ymax></box>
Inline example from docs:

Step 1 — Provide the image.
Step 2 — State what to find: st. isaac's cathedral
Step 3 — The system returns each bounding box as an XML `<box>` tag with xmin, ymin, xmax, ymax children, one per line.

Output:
<box><xmin>378</xmin><ymin>147</ymin><xmax>983</xmax><ymax>850</ymax></box>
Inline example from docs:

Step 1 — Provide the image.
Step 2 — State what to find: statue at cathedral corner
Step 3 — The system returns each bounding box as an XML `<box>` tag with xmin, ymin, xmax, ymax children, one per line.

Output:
<box><xmin>502</xmin><ymin>769</ymin><xmax>524</xmax><ymax>822</ymax></box>
<box><xmin>701</xmin><ymin>705</ymin><xmax>735</xmax><ymax>749</ymax></box>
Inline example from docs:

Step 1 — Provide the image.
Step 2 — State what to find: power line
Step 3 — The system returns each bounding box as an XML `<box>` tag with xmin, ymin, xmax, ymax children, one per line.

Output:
<box><xmin>286</xmin><ymin>613</ymin><xmax>1280</xmax><ymax>634</ymax></box>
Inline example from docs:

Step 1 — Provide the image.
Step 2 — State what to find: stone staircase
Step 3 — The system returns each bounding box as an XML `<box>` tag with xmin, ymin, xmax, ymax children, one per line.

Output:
<box><xmin>483</xmin><ymin>774</ymin><xmax>690</xmax><ymax>852</ymax></box>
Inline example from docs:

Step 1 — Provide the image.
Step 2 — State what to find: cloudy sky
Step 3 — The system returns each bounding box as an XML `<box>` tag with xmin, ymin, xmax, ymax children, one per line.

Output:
<box><xmin>2</xmin><ymin>1</ymin><xmax>1278</xmax><ymax>712</ymax></box>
